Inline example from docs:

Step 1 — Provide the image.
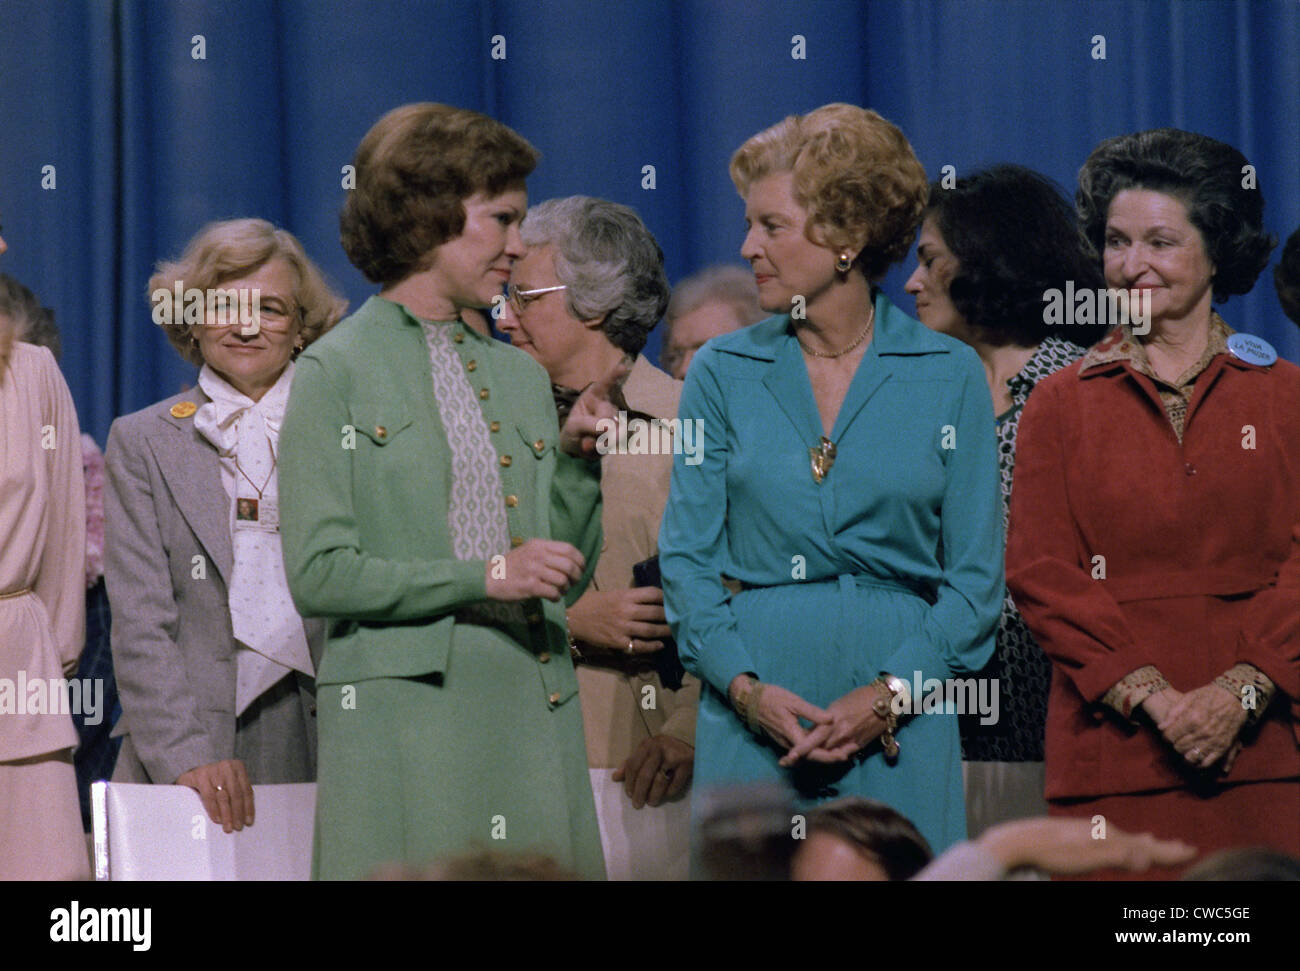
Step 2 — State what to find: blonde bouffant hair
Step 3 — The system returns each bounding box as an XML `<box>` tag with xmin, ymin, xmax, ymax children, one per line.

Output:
<box><xmin>730</xmin><ymin>104</ymin><xmax>928</xmax><ymax>281</ymax></box>
<box><xmin>148</xmin><ymin>218</ymin><xmax>347</xmax><ymax>367</ymax></box>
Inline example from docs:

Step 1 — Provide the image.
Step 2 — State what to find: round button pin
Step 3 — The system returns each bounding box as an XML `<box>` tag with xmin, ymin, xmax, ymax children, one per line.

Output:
<box><xmin>1226</xmin><ymin>333</ymin><xmax>1277</xmax><ymax>367</ymax></box>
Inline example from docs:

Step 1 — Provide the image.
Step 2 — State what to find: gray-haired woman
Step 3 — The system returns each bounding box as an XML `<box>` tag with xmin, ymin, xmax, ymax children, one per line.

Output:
<box><xmin>499</xmin><ymin>196</ymin><xmax>699</xmax><ymax>879</ymax></box>
<box><xmin>663</xmin><ymin>264</ymin><xmax>765</xmax><ymax>380</ymax></box>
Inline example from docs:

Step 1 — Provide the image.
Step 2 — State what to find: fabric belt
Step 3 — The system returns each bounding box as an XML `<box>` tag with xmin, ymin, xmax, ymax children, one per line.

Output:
<box><xmin>1106</xmin><ymin>569</ymin><xmax>1274</xmax><ymax>604</ymax></box>
<box><xmin>739</xmin><ymin>572</ymin><xmax>935</xmax><ymax>604</ymax></box>
<box><xmin>573</xmin><ymin>647</ymin><xmax>655</xmax><ymax>674</ymax></box>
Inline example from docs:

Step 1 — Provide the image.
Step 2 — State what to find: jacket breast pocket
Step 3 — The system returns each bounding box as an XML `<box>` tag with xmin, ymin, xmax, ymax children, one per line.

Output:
<box><xmin>349</xmin><ymin>400</ymin><xmax>414</xmax><ymax>447</ymax></box>
<box><xmin>517</xmin><ymin>424</ymin><xmax>554</xmax><ymax>460</ymax></box>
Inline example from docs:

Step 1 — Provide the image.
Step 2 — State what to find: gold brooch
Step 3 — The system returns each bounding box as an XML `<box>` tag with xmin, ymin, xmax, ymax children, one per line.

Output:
<box><xmin>170</xmin><ymin>401</ymin><xmax>197</xmax><ymax>419</ymax></box>
<box><xmin>809</xmin><ymin>436</ymin><xmax>836</xmax><ymax>484</ymax></box>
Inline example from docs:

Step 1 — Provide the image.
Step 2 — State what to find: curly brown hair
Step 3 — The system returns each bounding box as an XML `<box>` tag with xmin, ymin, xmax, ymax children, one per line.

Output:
<box><xmin>340</xmin><ymin>103</ymin><xmax>540</xmax><ymax>285</ymax></box>
<box><xmin>730</xmin><ymin>104</ymin><xmax>928</xmax><ymax>281</ymax></box>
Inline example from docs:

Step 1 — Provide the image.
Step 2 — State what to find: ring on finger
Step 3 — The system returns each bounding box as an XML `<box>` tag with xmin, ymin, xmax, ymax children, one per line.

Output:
<box><xmin>215</xmin><ymin>784</ymin><xmax>225</xmax><ymax>792</ymax></box>
<box><xmin>627</xmin><ymin>640</ymin><xmax>635</xmax><ymax>655</ymax></box>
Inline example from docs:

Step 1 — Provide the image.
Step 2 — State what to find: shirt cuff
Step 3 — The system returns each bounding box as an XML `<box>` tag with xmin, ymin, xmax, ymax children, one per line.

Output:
<box><xmin>1101</xmin><ymin>665</ymin><xmax>1172</xmax><ymax>722</ymax></box>
<box><xmin>1213</xmin><ymin>663</ymin><xmax>1275</xmax><ymax>726</ymax></box>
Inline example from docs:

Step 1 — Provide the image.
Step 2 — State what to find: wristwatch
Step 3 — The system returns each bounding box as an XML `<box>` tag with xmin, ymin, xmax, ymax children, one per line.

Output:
<box><xmin>878</xmin><ymin>671</ymin><xmax>911</xmax><ymax>711</ymax></box>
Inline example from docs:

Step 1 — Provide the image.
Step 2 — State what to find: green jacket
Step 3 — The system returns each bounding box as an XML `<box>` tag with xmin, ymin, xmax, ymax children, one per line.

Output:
<box><xmin>278</xmin><ymin>296</ymin><xmax>602</xmax><ymax>707</ymax></box>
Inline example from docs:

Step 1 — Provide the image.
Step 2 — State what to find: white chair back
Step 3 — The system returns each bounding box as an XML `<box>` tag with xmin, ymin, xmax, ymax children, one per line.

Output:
<box><xmin>91</xmin><ymin>781</ymin><xmax>315</xmax><ymax>880</ymax></box>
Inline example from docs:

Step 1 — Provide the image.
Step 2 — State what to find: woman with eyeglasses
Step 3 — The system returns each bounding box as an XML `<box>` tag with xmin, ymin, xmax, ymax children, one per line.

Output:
<box><xmin>278</xmin><ymin>104</ymin><xmax>620</xmax><ymax>880</ymax></box>
<box><xmin>104</xmin><ymin>218</ymin><xmax>345</xmax><ymax>833</ymax></box>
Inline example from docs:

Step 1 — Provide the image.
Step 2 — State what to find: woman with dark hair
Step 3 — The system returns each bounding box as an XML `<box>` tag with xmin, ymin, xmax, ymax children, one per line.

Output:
<box><xmin>279</xmin><ymin>104</ymin><xmax>619</xmax><ymax>879</ymax></box>
<box><xmin>1007</xmin><ymin>128</ymin><xmax>1298</xmax><ymax>878</ymax></box>
<box><xmin>905</xmin><ymin>165</ymin><xmax>1106</xmax><ymax>836</ymax></box>
<box><xmin>661</xmin><ymin>104</ymin><xmax>1002</xmax><ymax>859</ymax></box>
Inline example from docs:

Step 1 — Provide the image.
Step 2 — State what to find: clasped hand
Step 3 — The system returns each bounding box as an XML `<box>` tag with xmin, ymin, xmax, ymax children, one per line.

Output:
<box><xmin>731</xmin><ymin>678</ymin><xmax>894</xmax><ymax>767</ymax></box>
<box><xmin>1142</xmin><ymin>684</ymin><xmax>1248</xmax><ymax>772</ymax></box>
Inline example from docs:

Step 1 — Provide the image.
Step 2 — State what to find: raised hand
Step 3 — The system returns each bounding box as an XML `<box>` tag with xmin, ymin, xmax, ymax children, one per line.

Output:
<box><xmin>559</xmin><ymin>355</ymin><xmax>632</xmax><ymax>458</ymax></box>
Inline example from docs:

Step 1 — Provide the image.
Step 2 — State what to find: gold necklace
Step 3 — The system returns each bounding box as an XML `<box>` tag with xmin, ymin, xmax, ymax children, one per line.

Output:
<box><xmin>796</xmin><ymin>306</ymin><xmax>875</xmax><ymax>359</ymax></box>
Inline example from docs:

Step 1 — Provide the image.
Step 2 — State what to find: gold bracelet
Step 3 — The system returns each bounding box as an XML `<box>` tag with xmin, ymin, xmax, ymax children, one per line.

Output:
<box><xmin>747</xmin><ymin>682</ymin><xmax>766</xmax><ymax>734</ymax></box>
<box><xmin>564</xmin><ymin>611</ymin><xmax>583</xmax><ymax>662</ymax></box>
<box><xmin>733</xmin><ymin>676</ymin><xmax>757</xmax><ymax>728</ymax></box>
<box><xmin>869</xmin><ymin>677</ymin><xmax>900</xmax><ymax>759</ymax></box>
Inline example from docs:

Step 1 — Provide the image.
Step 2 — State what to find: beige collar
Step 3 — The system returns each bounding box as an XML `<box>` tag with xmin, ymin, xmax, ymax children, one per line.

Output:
<box><xmin>619</xmin><ymin>354</ymin><xmax>682</xmax><ymax>420</ymax></box>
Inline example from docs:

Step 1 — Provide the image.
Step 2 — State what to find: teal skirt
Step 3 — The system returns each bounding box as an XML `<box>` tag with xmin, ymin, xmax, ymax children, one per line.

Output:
<box><xmin>693</xmin><ymin>575</ymin><xmax>967</xmax><ymax>857</ymax></box>
<box><xmin>313</xmin><ymin>621</ymin><xmax>605</xmax><ymax>880</ymax></box>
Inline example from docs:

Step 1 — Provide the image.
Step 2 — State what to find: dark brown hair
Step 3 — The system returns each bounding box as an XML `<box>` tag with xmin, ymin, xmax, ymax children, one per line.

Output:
<box><xmin>806</xmin><ymin>797</ymin><xmax>933</xmax><ymax>880</ymax></box>
<box><xmin>1076</xmin><ymin>128</ymin><xmax>1275</xmax><ymax>303</ymax></box>
<box><xmin>340</xmin><ymin>103</ymin><xmax>540</xmax><ymax>285</ymax></box>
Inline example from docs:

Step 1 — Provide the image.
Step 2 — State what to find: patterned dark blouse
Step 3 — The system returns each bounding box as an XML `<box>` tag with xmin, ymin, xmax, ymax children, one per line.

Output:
<box><xmin>960</xmin><ymin>335</ymin><xmax>1087</xmax><ymax>762</ymax></box>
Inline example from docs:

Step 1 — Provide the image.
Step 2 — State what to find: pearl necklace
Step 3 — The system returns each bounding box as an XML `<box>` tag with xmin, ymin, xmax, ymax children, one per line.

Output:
<box><xmin>796</xmin><ymin>306</ymin><xmax>876</xmax><ymax>358</ymax></box>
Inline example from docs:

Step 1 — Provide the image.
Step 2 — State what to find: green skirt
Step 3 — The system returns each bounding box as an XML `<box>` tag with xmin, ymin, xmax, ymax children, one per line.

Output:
<box><xmin>313</xmin><ymin>621</ymin><xmax>605</xmax><ymax>880</ymax></box>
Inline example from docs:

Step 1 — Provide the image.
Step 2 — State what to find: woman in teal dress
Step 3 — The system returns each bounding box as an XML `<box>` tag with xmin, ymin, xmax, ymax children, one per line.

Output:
<box><xmin>660</xmin><ymin>104</ymin><xmax>1003</xmax><ymax>858</ymax></box>
<box><xmin>279</xmin><ymin>104</ymin><xmax>619</xmax><ymax>879</ymax></box>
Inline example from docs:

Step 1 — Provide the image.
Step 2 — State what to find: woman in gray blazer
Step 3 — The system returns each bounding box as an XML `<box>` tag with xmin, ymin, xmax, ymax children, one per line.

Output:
<box><xmin>105</xmin><ymin>219</ymin><xmax>344</xmax><ymax>833</ymax></box>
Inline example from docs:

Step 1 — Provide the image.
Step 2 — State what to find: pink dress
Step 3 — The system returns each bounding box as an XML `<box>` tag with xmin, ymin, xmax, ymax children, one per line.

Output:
<box><xmin>0</xmin><ymin>339</ymin><xmax>89</xmax><ymax>879</ymax></box>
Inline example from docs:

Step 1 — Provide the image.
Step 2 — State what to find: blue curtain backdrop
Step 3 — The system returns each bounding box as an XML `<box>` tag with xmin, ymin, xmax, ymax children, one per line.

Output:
<box><xmin>1</xmin><ymin>0</ymin><xmax>1297</xmax><ymax>444</ymax></box>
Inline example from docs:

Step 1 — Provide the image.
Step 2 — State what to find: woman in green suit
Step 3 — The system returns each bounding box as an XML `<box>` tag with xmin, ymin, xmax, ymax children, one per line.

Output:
<box><xmin>660</xmin><ymin>104</ymin><xmax>1004</xmax><ymax>858</ymax></box>
<box><xmin>279</xmin><ymin>103</ymin><xmax>619</xmax><ymax>880</ymax></box>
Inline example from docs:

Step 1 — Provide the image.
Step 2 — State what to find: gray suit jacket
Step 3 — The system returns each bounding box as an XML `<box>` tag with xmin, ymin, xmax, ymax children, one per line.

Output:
<box><xmin>104</xmin><ymin>386</ymin><xmax>324</xmax><ymax>784</ymax></box>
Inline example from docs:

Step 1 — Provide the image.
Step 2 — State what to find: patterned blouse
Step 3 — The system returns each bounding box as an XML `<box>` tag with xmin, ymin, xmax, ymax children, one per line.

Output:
<box><xmin>960</xmin><ymin>336</ymin><xmax>1086</xmax><ymax>762</ymax></box>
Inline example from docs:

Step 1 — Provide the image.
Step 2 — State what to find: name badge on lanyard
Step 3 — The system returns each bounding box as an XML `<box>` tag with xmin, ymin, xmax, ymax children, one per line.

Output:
<box><xmin>235</xmin><ymin>494</ymin><xmax>279</xmax><ymax>533</ymax></box>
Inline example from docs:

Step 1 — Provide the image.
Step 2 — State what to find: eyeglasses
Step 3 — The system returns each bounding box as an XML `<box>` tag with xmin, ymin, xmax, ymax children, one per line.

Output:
<box><xmin>206</xmin><ymin>293</ymin><xmax>301</xmax><ymax>334</ymax></box>
<box><xmin>507</xmin><ymin>283</ymin><xmax>567</xmax><ymax>315</ymax></box>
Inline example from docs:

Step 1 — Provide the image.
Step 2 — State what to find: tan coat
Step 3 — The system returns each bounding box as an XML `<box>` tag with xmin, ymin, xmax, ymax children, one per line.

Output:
<box><xmin>575</xmin><ymin>355</ymin><xmax>700</xmax><ymax>768</ymax></box>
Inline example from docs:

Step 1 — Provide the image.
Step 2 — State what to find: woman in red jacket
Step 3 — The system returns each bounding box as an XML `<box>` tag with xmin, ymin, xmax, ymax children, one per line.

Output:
<box><xmin>1007</xmin><ymin>127</ymin><xmax>1299</xmax><ymax>879</ymax></box>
